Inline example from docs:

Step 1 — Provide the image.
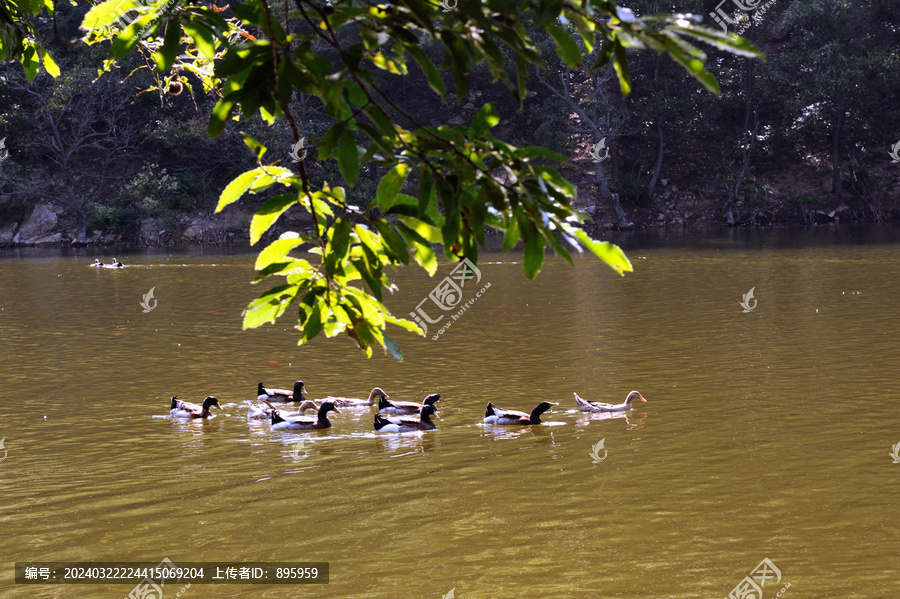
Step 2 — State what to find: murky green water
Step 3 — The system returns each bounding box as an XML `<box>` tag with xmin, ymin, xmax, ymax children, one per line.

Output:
<box><xmin>1</xmin><ymin>226</ymin><xmax>898</xmax><ymax>598</ymax></box>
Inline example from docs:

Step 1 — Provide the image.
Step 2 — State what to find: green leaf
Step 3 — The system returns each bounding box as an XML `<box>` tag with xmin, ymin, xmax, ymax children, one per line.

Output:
<box><xmin>81</xmin><ymin>0</ymin><xmax>138</xmax><ymax>29</ymax></box>
<box><xmin>523</xmin><ymin>232</ymin><xmax>544</xmax><ymax>278</ymax></box>
<box><xmin>182</xmin><ymin>20</ymin><xmax>217</xmax><ymax>61</ymax></box>
<box><xmin>243</xmin><ymin>284</ymin><xmax>300</xmax><ymax>328</ymax></box>
<box><xmin>250</xmin><ymin>193</ymin><xmax>299</xmax><ymax>245</ymax></box>
<box><xmin>22</xmin><ymin>45</ymin><xmax>39</xmax><ymax>82</ymax></box>
<box><xmin>382</xmin><ymin>333</ymin><xmax>403</xmax><ymax>361</ymax></box>
<box><xmin>36</xmin><ymin>47</ymin><xmax>60</xmax><ymax>77</ymax></box>
<box><xmin>502</xmin><ymin>216</ymin><xmax>520</xmax><ymax>252</ymax></box>
<box><xmin>612</xmin><ymin>41</ymin><xmax>631</xmax><ymax>96</ymax></box>
<box><xmin>571</xmin><ymin>229</ymin><xmax>632</xmax><ymax>275</ymax></box>
<box><xmin>546</xmin><ymin>24</ymin><xmax>582</xmax><ymax>68</ymax></box>
<box><xmin>396</xmin><ymin>222</ymin><xmax>437</xmax><ymax>276</ymax></box>
<box><xmin>216</xmin><ymin>169</ymin><xmax>260</xmax><ymax>212</ymax></box>
<box><xmin>338</xmin><ymin>129</ymin><xmax>360</xmax><ymax>186</ymax></box>
<box><xmin>470</xmin><ymin>104</ymin><xmax>500</xmax><ymax>137</ymax></box>
<box><xmin>155</xmin><ymin>19</ymin><xmax>182</xmax><ymax>72</ymax></box>
<box><xmin>255</xmin><ymin>236</ymin><xmax>307</xmax><ymax>271</ymax></box>
<box><xmin>374</xmin><ymin>164</ymin><xmax>410</xmax><ymax>208</ymax></box>
<box><xmin>404</xmin><ymin>44</ymin><xmax>446</xmax><ymax>98</ymax></box>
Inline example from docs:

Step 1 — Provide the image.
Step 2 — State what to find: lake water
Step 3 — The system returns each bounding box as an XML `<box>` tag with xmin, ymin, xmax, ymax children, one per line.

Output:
<box><xmin>1</xmin><ymin>225</ymin><xmax>898</xmax><ymax>598</ymax></box>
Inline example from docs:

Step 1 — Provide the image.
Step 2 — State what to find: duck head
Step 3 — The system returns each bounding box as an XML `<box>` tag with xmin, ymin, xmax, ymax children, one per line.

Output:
<box><xmin>293</xmin><ymin>380</ymin><xmax>306</xmax><ymax>398</ymax></box>
<box><xmin>625</xmin><ymin>391</ymin><xmax>647</xmax><ymax>405</ymax></box>
<box><xmin>369</xmin><ymin>387</ymin><xmax>389</xmax><ymax>401</ymax></box>
<box><xmin>484</xmin><ymin>401</ymin><xmax>496</xmax><ymax>418</ymax></box>
<box><xmin>530</xmin><ymin>401</ymin><xmax>558</xmax><ymax>422</ymax></box>
<box><xmin>297</xmin><ymin>400</ymin><xmax>319</xmax><ymax>413</ymax></box>
<box><xmin>317</xmin><ymin>401</ymin><xmax>339</xmax><ymax>420</ymax></box>
<box><xmin>420</xmin><ymin>404</ymin><xmax>437</xmax><ymax>422</ymax></box>
<box><xmin>378</xmin><ymin>394</ymin><xmax>393</xmax><ymax>410</ymax></box>
<box><xmin>257</xmin><ymin>382</ymin><xmax>266</xmax><ymax>396</ymax></box>
<box><xmin>170</xmin><ymin>395</ymin><xmax>179</xmax><ymax>409</ymax></box>
<box><xmin>271</xmin><ymin>409</ymin><xmax>285</xmax><ymax>425</ymax></box>
<box><xmin>422</xmin><ymin>393</ymin><xmax>441</xmax><ymax>406</ymax></box>
<box><xmin>202</xmin><ymin>396</ymin><xmax>220</xmax><ymax>411</ymax></box>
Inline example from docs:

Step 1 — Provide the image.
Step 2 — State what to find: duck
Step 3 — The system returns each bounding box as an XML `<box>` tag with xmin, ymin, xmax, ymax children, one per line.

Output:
<box><xmin>247</xmin><ymin>399</ymin><xmax>319</xmax><ymax>420</ymax></box>
<box><xmin>89</xmin><ymin>259</ymin><xmax>103</xmax><ymax>267</ymax></box>
<box><xmin>573</xmin><ymin>390</ymin><xmax>647</xmax><ymax>412</ymax></box>
<box><xmin>257</xmin><ymin>380</ymin><xmax>307</xmax><ymax>402</ymax></box>
<box><xmin>483</xmin><ymin>401</ymin><xmax>558</xmax><ymax>425</ymax></box>
<box><xmin>319</xmin><ymin>387</ymin><xmax>388</xmax><ymax>408</ymax></box>
<box><xmin>102</xmin><ymin>258</ymin><xmax>125</xmax><ymax>269</ymax></box>
<box><xmin>170</xmin><ymin>395</ymin><xmax>220</xmax><ymax>418</ymax></box>
<box><xmin>270</xmin><ymin>401</ymin><xmax>339</xmax><ymax>430</ymax></box>
<box><xmin>378</xmin><ymin>393</ymin><xmax>441</xmax><ymax>415</ymax></box>
<box><xmin>373</xmin><ymin>404</ymin><xmax>437</xmax><ymax>433</ymax></box>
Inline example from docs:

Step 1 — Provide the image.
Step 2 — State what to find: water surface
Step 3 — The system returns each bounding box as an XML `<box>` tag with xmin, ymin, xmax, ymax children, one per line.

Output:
<box><xmin>0</xmin><ymin>226</ymin><xmax>898</xmax><ymax>598</ymax></box>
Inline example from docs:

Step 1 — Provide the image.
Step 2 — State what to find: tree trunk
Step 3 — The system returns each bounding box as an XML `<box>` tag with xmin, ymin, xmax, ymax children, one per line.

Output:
<box><xmin>595</xmin><ymin>164</ymin><xmax>629</xmax><ymax>228</ymax></box>
<box><xmin>647</xmin><ymin>125</ymin><xmax>664</xmax><ymax>197</ymax></box>
<box><xmin>831</xmin><ymin>105</ymin><xmax>845</xmax><ymax>196</ymax></box>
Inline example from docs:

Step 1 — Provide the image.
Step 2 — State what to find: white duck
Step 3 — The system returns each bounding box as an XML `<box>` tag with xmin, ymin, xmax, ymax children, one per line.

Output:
<box><xmin>573</xmin><ymin>391</ymin><xmax>647</xmax><ymax>412</ymax></box>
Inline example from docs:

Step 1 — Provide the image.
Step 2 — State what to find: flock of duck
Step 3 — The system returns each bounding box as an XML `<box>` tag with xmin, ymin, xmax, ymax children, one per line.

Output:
<box><xmin>168</xmin><ymin>381</ymin><xmax>648</xmax><ymax>433</ymax></box>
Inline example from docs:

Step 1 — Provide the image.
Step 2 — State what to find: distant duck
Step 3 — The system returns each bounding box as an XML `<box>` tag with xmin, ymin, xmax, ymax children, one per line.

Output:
<box><xmin>102</xmin><ymin>258</ymin><xmax>125</xmax><ymax>269</ymax></box>
<box><xmin>483</xmin><ymin>401</ymin><xmax>558</xmax><ymax>425</ymax></box>
<box><xmin>247</xmin><ymin>399</ymin><xmax>319</xmax><ymax>420</ymax></box>
<box><xmin>258</xmin><ymin>380</ymin><xmax>306</xmax><ymax>402</ymax></box>
<box><xmin>170</xmin><ymin>395</ymin><xmax>220</xmax><ymax>418</ymax></box>
<box><xmin>320</xmin><ymin>387</ymin><xmax>388</xmax><ymax>408</ymax></box>
<box><xmin>374</xmin><ymin>404</ymin><xmax>437</xmax><ymax>433</ymax></box>
<box><xmin>270</xmin><ymin>401</ymin><xmax>339</xmax><ymax>430</ymax></box>
<box><xmin>573</xmin><ymin>391</ymin><xmax>647</xmax><ymax>412</ymax></box>
<box><xmin>89</xmin><ymin>259</ymin><xmax>103</xmax><ymax>267</ymax></box>
<box><xmin>378</xmin><ymin>393</ymin><xmax>441</xmax><ymax>415</ymax></box>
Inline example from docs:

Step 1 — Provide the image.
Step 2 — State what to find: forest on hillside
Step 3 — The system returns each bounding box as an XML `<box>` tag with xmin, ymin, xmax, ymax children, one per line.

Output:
<box><xmin>1</xmin><ymin>0</ymin><xmax>899</xmax><ymax>247</ymax></box>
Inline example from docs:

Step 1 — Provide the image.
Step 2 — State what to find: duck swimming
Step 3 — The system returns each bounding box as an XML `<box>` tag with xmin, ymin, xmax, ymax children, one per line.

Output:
<box><xmin>373</xmin><ymin>404</ymin><xmax>437</xmax><ymax>433</ymax></box>
<box><xmin>483</xmin><ymin>401</ymin><xmax>557</xmax><ymax>425</ymax></box>
<box><xmin>378</xmin><ymin>393</ymin><xmax>441</xmax><ymax>415</ymax></box>
<box><xmin>258</xmin><ymin>380</ymin><xmax>307</xmax><ymax>402</ymax></box>
<box><xmin>320</xmin><ymin>387</ymin><xmax>388</xmax><ymax>408</ymax></box>
<box><xmin>270</xmin><ymin>401</ymin><xmax>339</xmax><ymax>430</ymax></box>
<box><xmin>170</xmin><ymin>395</ymin><xmax>220</xmax><ymax>419</ymax></box>
<box><xmin>102</xmin><ymin>258</ymin><xmax>125</xmax><ymax>269</ymax></box>
<box><xmin>247</xmin><ymin>399</ymin><xmax>319</xmax><ymax>420</ymax></box>
<box><xmin>89</xmin><ymin>259</ymin><xmax>103</xmax><ymax>267</ymax></box>
<box><xmin>573</xmin><ymin>391</ymin><xmax>647</xmax><ymax>412</ymax></box>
